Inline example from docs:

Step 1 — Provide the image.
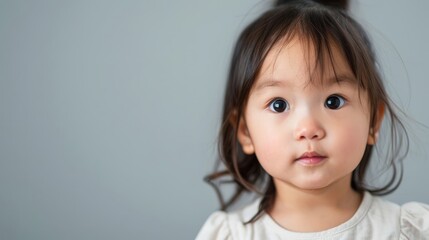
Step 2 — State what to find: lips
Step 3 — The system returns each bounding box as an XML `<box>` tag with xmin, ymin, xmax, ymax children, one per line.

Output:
<box><xmin>295</xmin><ymin>151</ymin><xmax>326</xmax><ymax>166</ymax></box>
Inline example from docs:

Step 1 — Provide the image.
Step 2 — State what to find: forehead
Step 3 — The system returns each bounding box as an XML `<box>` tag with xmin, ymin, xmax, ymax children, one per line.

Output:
<box><xmin>254</xmin><ymin>36</ymin><xmax>355</xmax><ymax>90</ymax></box>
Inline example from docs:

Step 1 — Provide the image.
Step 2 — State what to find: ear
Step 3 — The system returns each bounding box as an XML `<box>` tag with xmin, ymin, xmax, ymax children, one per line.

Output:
<box><xmin>367</xmin><ymin>103</ymin><xmax>385</xmax><ymax>145</ymax></box>
<box><xmin>237</xmin><ymin>116</ymin><xmax>255</xmax><ymax>155</ymax></box>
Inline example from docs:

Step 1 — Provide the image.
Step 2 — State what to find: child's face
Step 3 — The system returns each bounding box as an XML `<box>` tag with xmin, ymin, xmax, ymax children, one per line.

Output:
<box><xmin>237</xmin><ymin>37</ymin><xmax>375</xmax><ymax>191</ymax></box>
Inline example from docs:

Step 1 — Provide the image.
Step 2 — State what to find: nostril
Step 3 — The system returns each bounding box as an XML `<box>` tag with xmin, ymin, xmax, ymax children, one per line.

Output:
<box><xmin>295</xmin><ymin>127</ymin><xmax>325</xmax><ymax>141</ymax></box>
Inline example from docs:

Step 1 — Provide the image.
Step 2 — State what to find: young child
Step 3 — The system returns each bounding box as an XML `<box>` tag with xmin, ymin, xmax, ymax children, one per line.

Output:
<box><xmin>197</xmin><ymin>0</ymin><xmax>429</xmax><ymax>239</ymax></box>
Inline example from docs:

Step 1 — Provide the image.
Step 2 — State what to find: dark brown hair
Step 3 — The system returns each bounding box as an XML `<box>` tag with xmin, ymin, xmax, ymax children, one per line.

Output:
<box><xmin>205</xmin><ymin>0</ymin><xmax>408</xmax><ymax>222</ymax></box>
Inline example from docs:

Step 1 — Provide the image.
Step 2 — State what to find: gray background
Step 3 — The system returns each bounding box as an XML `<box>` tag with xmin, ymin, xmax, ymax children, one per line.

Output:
<box><xmin>1</xmin><ymin>0</ymin><xmax>428</xmax><ymax>239</ymax></box>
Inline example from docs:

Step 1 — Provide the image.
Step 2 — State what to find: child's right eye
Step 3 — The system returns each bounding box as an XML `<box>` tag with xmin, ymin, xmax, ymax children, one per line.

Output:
<box><xmin>269</xmin><ymin>98</ymin><xmax>289</xmax><ymax>113</ymax></box>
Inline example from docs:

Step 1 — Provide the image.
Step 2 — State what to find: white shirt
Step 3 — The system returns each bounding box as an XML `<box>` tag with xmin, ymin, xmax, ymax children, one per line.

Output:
<box><xmin>196</xmin><ymin>192</ymin><xmax>429</xmax><ymax>239</ymax></box>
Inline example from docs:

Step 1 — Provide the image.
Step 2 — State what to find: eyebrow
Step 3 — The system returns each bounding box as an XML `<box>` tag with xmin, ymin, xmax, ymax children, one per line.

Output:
<box><xmin>324</xmin><ymin>74</ymin><xmax>357</xmax><ymax>86</ymax></box>
<box><xmin>254</xmin><ymin>74</ymin><xmax>356</xmax><ymax>91</ymax></box>
<box><xmin>254</xmin><ymin>79</ymin><xmax>286</xmax><ymax>91</ymax></box>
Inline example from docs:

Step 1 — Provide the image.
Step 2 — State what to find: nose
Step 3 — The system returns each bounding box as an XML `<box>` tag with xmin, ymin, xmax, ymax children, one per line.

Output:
<box><xmin>294</xmin><ymin>113</ymin><xmax>326</xmax><ymax>141</ymax></box>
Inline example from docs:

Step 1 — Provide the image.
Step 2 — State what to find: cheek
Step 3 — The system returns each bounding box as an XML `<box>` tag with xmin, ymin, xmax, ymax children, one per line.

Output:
<box><xmin>333</xmin><ymin>117</ymin><xmax>370</xmax><ymax>162</ymax></box>
<box><xmin>250</xmin><ymin>125</ymin><xmax>281</xmax><ymax>160</ymax></box>
<box><xmin>246</xmin><ymin>114</ymin><xmax>287</xmax><ymax>169</ymax></box>
<box><xmin>339</xmin><ymin>128</ymin><xmax>367</xmax><ymax>151</ymax></box>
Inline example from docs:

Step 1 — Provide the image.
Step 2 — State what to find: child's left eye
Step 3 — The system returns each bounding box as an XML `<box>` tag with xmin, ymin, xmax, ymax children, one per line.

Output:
<box><xmin>325</xmin><ymin>95</ymin><xmax>346</xmax><ymax>109</ymax></box>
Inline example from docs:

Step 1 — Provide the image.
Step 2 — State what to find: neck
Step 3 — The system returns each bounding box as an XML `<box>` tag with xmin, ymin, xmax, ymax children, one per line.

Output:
<box><xmin>269</xmin><ymin>175</ymin><xmax>363</xmax><ymax>232</ymax></box>
<box><xmin>274</xmin><ymin>178</ymin><xmax>360</xmax><ymax>209</ymax></box>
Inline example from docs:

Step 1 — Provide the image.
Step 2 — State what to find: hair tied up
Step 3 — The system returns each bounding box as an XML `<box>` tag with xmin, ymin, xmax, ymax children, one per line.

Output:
<box><xmin>275</xmin><ymin>0</ymin><xmax>349</xmax><ymax>10</ymax></box>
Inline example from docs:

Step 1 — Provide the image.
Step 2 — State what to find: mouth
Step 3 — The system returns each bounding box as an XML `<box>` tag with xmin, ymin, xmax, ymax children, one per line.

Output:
<box><xmin>295</xmin><ymin>151</ymin><xmax>327</xmax><ymax>166</ymax></box>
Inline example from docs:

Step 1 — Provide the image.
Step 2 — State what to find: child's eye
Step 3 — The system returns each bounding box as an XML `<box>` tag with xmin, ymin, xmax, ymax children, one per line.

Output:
<box><xmin>325</xmin><ymin>95</ymin><xmax>346</xmax><ymax>109</ymax></box>
<box><xmin>269</xmin><ymin>98</ymin><xmax>289</xmax><ymax>113</ymax></box>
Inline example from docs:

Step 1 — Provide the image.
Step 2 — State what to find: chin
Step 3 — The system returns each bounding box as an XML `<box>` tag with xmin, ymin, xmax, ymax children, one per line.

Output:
<box><xmin>292</xmin><ymin>179</ymin><xmax>332</xmax><ymax>191</ymax></box>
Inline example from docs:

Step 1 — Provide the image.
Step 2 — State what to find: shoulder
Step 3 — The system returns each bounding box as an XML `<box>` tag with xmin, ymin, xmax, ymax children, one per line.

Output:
<box><xmin>368</xmin><ymin>195</ymin><xmax>429</xmax><ymax>239</ymax></box>
<box><xmin>195</xmin><ymin>211</ymin><xmax>231</xmax><ymax>240</ymax></box>
<box><xmin>368</xmin><ymin>193</ymin><xmax>401</xmax><ymax>218</ymax></box>
<box><xmin>351</xmin><ymin>193</ymin><xmax>402</xmax><ymax>238</ymax></box>
<box><xmin>400</xmin><ymin>201</ymin><xmax>429</xmax><ymax>239</ymax></box>
<box><xmin>195</xmin><ymin>199</ymin><xmax>261</xmax><ymax>240</ymax></box>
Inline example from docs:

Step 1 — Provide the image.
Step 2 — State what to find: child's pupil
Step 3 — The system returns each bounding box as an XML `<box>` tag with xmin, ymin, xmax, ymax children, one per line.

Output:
<box><xmin>325</xmin><ymin>96</ymin><xmax>341</xmax><ymax>109</ymax></box>
<box><xmin>274</xmin><ymin>99</ymin><xmax>287</xmax><ymax>112</ymax></box>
